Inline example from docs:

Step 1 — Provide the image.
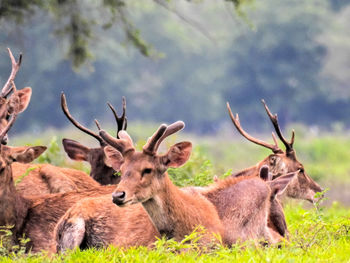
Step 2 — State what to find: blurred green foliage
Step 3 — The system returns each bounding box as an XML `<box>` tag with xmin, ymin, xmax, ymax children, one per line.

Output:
<box><xmin>0</xmin><ymin>0</ymin><xmax>349</xmax><ymax>133</ymax></box>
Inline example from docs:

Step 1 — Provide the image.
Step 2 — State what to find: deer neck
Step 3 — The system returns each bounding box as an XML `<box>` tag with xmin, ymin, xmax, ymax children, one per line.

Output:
<box><xmin>231</xmin><ymin>164</ymin><xmax>259</xmax><ymax>177</ymax></box>
<box><xmin>142</xmin><ymin>174</ymin><xmax>194</xmax><ymax>240</ymax></box>
<box><xmin>0</xmin><ymin>166</ymin><xmax>30</xmax><ymax>236</ymax></box>
<box><xmin>231</xmin><ymin>158</ymin><xmax>269</xmax><ymax>178</ymax></box>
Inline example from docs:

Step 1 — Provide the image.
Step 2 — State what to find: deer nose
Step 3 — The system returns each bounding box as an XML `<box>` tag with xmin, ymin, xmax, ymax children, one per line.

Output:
<box><xmin>112</xmin><ymin>191</ymin><xmax>126</xmax><ymax>205</ymax></box>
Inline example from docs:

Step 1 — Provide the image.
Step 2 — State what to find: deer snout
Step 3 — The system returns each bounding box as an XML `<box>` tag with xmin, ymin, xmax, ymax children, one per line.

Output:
<box><xmin>112</xmin><ymin>191</ymin><xmax>126</xmax><ymax>206</ymax></box>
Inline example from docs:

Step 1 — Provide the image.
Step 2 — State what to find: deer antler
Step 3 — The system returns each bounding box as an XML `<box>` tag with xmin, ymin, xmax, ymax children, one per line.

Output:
<box><xmin>143</xmin><ymin>121</ymin><xmax>185</xmax><ymax>155</ymax></box>
<box><xmin>107</xmin><ymin>96</ymin><xmax>127</xmax><ymax>139</ymax></box>
<box><xmin>154</xmin><ymin>121</ymin><xmax>185</xmax><ymax>152</ymax></box>
<box><xmin>0</xmin><ymin>112</ymin><xmax>17</xmax><ymax>142</ymax></box>
<box><xmin>96</xmin><ymin>120</ymin><xmax>134</xmax><ymax>154</ymax></box>
<box><xmin>61</xmin><ymin>92</ymin><xmax>105</xmax><ymax>146</ymax></box>
<box><xmin>142</xmin><ymin>124</ymin><xmax>167</xmax><ymax>155</ymax></box>
<box><xmin>226</xmin><ymin>102</ymin><xmax>283</xmax><ymax>154</ymax></box>
<box><xmin>261</xmin><ymin>100</ymin><xmax>294</xmax><ymax>153</ymax></box>
<box><xmin>1</xmin><ymin>48</ymin><xmax>22</xmax><ymax>98</ymax></box>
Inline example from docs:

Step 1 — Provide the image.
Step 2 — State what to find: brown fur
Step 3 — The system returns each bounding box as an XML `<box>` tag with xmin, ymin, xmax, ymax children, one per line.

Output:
<box><xmin>22</xmin><ymin>184</ymin><xmax>117</xmax><ymax>252</ymax></box>
<box><xmin>11</xmin><ymin>162</ymin><xmax>101</xmax><ymax>195</ymax></box>
<box><xmin>141</xmin><ymin>175</ymin><xmax>224</xmax><ymax>243</ymax></box>
<box><xmin>54</xmin><ymin>196</ymin><xmax>159</xmax><ymax>251</ymax></box>
<box><xmin>0</xmin><ymin>144</ymin><xmax>123</xmax><ymax>253</ymax></box>
<box><xmin>194</xmin><ymin>175</ymin><xmax>272</xmax><ymax>244</ymax></box>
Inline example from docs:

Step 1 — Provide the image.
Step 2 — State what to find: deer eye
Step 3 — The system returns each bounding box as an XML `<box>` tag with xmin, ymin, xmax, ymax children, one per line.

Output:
<box><xmin>141</xmin><ymin>168</ymin><xmax>152</xmax><ymax>177</ymax></box>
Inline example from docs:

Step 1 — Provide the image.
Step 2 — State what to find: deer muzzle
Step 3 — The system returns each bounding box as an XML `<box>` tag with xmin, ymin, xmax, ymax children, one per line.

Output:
<box><xmin>112</xmin><ymin>191</ymin><xmax>126</xmax><ymax>206</ymax></box>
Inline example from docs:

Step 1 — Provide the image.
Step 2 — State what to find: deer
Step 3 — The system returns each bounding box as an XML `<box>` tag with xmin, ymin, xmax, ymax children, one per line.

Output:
<box><xmin>225</xmin><ymin>101</ymin><xmax>324</xmax><ymax>238</ymax></box>
<box><xmin>60</xmin><ymin>92</ymin><xmax>126</xmax><ymax>185</ymax></box>
<box><xmin>0</xmin><ymin>110</ymin><xmax>125</xmax><ymax>252</ymax></box>
<box><xmin>11</xmin><ymin>92</ymin><xmax>127</xmax><ymax>195</ymax></box>
<box><xmin>54</xmin><ymin>161</ymin><xmax>295</xmax><ymax>252</ymax></box>
<box><xmin>226</xmin><ymin>100</ymin><xmax>323</xmax><ymax>203</ymax></box>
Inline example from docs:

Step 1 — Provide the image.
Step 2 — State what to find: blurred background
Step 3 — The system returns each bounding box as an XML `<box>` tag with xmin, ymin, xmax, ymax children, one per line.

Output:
<box><xmin>1</xmin><ymin>0</ymin><xmax>349</xmax><ymax>133</ymax></box>
<box><xmin>1</xmin><ymin>0</ymin><xmax>350</xmax><ymax>204</ymax></box>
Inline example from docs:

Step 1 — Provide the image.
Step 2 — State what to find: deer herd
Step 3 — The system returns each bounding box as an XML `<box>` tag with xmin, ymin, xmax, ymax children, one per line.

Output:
<box><xmin>0</xmin><ymin>48</ymin><xmax>323</xmax><ymax>254</ymax></box>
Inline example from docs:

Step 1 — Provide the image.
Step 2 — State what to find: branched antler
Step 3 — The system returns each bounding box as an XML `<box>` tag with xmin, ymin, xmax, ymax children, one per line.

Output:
<box><xmin>61</xmin><ymin>92</ymin><xmax>105</xmax><ymax>146</ymax></box>
<box><xmin>226</xmin><ymin>102</ymin><xmax>283</xmax><ymax>154</ymax></box>
<box><xmin>261</xmin><ymin>100</ymin><xmax>294</xmax><ymax>153</ymax></box>
<box><xmin>96</xmin><ymin>119</ymin><xmax>134</xmax><ymax>154</ymax></box>
<box><xmin>1</xmin><ymin>48</ymin><xmax>22</xmax><ymax>98</ymax></box>
<box><xmin>107</xmin><ymin>96</ymin><xmax>127</xmax><ymax>138</ymax></box>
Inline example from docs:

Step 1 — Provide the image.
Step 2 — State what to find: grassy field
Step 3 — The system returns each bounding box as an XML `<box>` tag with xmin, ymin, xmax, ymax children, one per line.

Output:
<box><xmin>1</xmin><ymin>203</ymin><xmax>349</xmax><ymax>262</ymax></box>
<box><xmin>1</xmin><ymin>125</ymin><xmax>350</xmax><ymax>262</ymax></box>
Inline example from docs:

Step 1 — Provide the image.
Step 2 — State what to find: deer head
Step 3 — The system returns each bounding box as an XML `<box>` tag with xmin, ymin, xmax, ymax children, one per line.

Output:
<box><xmin>61</xmin><ymin>93</ymin><xmax>127</xmax><ymax>185</ymax></box>
<box><xmin>0</xmin><ymin>49</ymin><xmax>32</xmax><ymax>145</ymax></box>
<box><xmin>96</xmin><ymin>121</ymin><xmax>191</xmax><ymax>206</ymax></box>
<box><xmin>0</xmin><ymin>111</ymin><xmax>46</xmax><ymax>230</ymax></box>
<box><xmin>227</xmin><ymin>101</ymin><xmax>323</xmax><ymax>203</ymax></box>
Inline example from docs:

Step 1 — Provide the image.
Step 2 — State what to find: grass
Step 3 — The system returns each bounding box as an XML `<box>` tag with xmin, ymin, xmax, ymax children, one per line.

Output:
<box><xmin>1</xmin><ymin>203</ymin><xmax>349</xmax><ymax>262</ymax></box>
<box><xmin>1</xmin><ymin>127</ymin><xmax>350</xmax><ymax>262</ymax></box>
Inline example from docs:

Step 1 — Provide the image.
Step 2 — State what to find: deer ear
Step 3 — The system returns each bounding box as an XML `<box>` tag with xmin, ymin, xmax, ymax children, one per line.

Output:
<box><xmin>12</xmin><ymin>87</ymin><xmax>32</xmax><ymax>113</ymax></box>
<box><xmin>10</xmin><ymin>146</ymin><xmax>47</xmax><ymax>163</ymax></box>
<box><xmin>62</xmin><ymin>139</ymin><xmax>90</xmax><ymax>161</ymax></box>
<box><xmin>162</xmin><ymin>141</ymin><xmax>192</xmax><ymax>168</ymax></box>
<box><xmin>267</xmin><ymin>172</ymin><xmax>296</xmax><ymax>199</ymax></box>
<box><xmin>104</xmin><ymin>145</ymin><xmax>124</xmax><ymax>171</ymax></box>
<box><xmin>259</xmin><ymin>165</ymin><xmax>272</xmax><ymax>181</ymax></box>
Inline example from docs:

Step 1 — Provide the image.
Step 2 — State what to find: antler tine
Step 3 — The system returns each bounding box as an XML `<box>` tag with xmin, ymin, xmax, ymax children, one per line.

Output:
<box><xmin>61</xmin><ymin>92</ymin><xmax>105</xmax><ymax>146</ymax></box>
<box><xmin>1</xmin><ymin>48</ymin><xmax>22</xmax><ymax>98</ymax></box>
<box><xmin>0</xmin><ymin>113</ymin><xmax>17</xmax><ymax>141</ymax></box>
<box><xmin>271</xmin><ymin>132</ymin><xmax>279</xmax><ymax>146</ymax></box>
<box><xmin>107</xmin><ymin>96</ymin><xmax>127</xmax><ymax>138</ymax></box>
<box><xmin>143</xmin><ymin>124</ymin><xmax>167</xmax><ymax>154</ymax></box>
<box><xmin>261</xmin><ymin>99</ymin><xmax>294</xmax><ymax>153</ymax></box>
<box><xmin>226</xmin><ymin>102</ymin><xmax>282</xmax><ymax>154</ymax></box>
<box><xmin>154</xmin><ymin>121</ymin><xmax>185</xmax><ymax>152</ymax></box>
<box><xmin>96</xmin><ymin>119</ymin><xmax>134</xmax><ymax>154</ymax></box>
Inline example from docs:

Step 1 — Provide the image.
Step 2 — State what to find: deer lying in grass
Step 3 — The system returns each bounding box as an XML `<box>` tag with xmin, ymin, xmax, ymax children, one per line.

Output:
<box><xmin>0</xmin><ymin>104</ymin><xmax>139</xmax><ymax>253</ymax></box>
<box><xmin>0</xmin><ymin>119</ymin><xmax>117</xmax><ymax>252</ymax></box>
<box><xmin>61</xmin><ymin>92</ymin><xmax>126</xmax><ymax>185</ymax></box>
<box><xmin>14</xmin><ymin>93</ymin><xmax>128</xmax><ymax>195</ymax></box>
<box><xmin>13</xmin><ymin>92</ymin><xmax>127</xmax><ymax>195</ymax></box>
<box><xmin>54</xmin><ymin>121</ymin><xmax>297</xmax><ymax>251</ymax></box>
<box><xmin>226</xmin><ymin>100</ymin><xmax>323</xmax><ymax>203</ymax></box>
<box><xmin>225</xmin><ymin>101</ymin><xmax>323</xmax><ymax>237</ymax></box>
<box><xmin>54</xmin><ymin>161</ymin><xmax>294</xmax><ymax>251</ymax></box>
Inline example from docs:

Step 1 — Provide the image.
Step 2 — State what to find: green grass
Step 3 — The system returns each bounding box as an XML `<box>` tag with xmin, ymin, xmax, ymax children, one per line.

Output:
<box><xmin>1</xmin><ymin>203</ymin><xmax>349</xmax><ymax>262</ymax></box>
